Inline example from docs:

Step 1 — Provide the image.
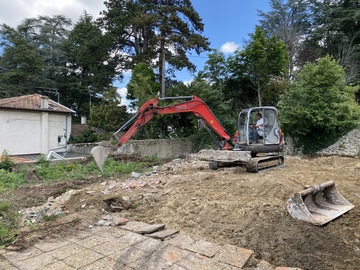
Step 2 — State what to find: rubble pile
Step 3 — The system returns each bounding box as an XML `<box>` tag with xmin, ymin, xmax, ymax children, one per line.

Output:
<box><xmin>19</xmin><ymin>155</ymin><xmax>208</xmax><ymax>224</ymax></box>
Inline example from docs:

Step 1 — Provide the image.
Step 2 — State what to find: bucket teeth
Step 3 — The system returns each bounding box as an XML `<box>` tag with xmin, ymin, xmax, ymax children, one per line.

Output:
<box><xmin>287</xmin><ymin>181</ymin><xmax>354</xmax><ymax>226</ymax></box>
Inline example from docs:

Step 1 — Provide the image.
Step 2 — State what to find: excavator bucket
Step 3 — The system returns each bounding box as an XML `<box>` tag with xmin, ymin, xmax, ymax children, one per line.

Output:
<box><xmin>90</xmin><ymin>141</ymin><xmax>116</xmax><ymax>173</ymax></box>
<box><xmin>287</xmin><ymin>181</ymin><xmax>354</xmax><ymax>226</ymax></box>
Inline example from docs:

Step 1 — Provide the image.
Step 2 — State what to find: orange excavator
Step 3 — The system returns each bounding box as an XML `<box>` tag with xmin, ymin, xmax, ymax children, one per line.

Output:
<box><xmin>90</xmin><ymin>95</ymin><xmax>285</xmax><ymax>173</ymax></box>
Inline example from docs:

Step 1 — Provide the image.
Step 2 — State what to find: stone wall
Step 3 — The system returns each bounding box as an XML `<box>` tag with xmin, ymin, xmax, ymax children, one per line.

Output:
<box><xmin>67</xmin><ymin>138</ymin><xmax>194</xmax><ymax>160</ymax></box>
<box><xmin>283</xmin><ymin>128</ymin><xmax>360</xmax><ymax>157</ymax></box>
<box><xmin>317</xmin><ymin>128</ymin><xmax>360</xmax><ymax>157</ymax></box>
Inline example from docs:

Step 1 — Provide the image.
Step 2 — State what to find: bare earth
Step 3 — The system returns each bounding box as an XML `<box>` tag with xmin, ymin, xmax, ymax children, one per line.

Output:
<box><xmin>12</xmin><ymin>156</ymin><xmax>360</xmax><ymax>270</ymax></box>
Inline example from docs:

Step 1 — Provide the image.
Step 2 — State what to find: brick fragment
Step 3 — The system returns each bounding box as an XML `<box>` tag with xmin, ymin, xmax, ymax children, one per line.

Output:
<box><xmin>114</xmin><ymin>217</ymin><xmax>129</xmax><ymax>226</ymax></box>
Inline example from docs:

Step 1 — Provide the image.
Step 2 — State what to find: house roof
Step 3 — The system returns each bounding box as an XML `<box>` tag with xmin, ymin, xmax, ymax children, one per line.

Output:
<box><xmin>0</xmin><ymin>94</ymin><xmax>75</xmax><ymax>113</ymax></box>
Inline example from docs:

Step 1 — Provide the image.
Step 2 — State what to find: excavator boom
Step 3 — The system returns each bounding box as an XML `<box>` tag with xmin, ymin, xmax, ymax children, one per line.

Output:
<box><xmin>91</xmin><ymin>96</ymin><xmax>232</xmax><ymax>172</ymax></box>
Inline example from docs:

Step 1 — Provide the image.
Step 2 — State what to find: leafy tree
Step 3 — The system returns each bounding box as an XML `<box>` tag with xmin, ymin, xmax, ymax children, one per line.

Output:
<box><xmin>0</xmin><ymin>25</ymin><xmax>47</xmax><ymax>97</ymax></box>
<box><xmin>258</xmin><ymin>0</ymin><xmax>311</xmax><ymax>79</ymax></box>
<box><xmin>309</xmin><ymin>0</ymin><xmax>360</xmax><ymax>84</ymax></box>
<box><xmin>98</xmin><ymin>0</ymin><xmax>210</xmax><ymax>96</ymax></box>
<box><xmin>127</xmin><ymin>62</ymin><xmax>160</xmax><ymax>109</ymax></box>
<box><xmin>18</xmin><ymin>15</ymin><xmax>72</xmax><ymax>89</ymax></box>
<box><xmin>228</xmin><ymin>26</ymin><xmax>288</xmax><ymax>106</ymax></box>
<box><xmin>201</xmin><ymin>49</ymin><xmax>228</xmax><ymax>93</ymax></box>
<box><xmin>88</xmin><ymin>87</ymin><xmax>129</xmax><ymax>132</ymax></box>
<box><xmin>62</xmin><ymin>12</ymin><xmax>115</xmax><ymax>117</ymax></box>
<box><xmin>278</xmin><ymin>55</ymin><xmax>360</xmax><ymax>153</ymax></box>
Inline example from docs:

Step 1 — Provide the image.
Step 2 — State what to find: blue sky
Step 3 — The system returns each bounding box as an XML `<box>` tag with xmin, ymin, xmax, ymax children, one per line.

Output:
<box><xmin>0</xmin><ymin>0</ymin><xmax>270</xmax><ymax>103</ymax></box>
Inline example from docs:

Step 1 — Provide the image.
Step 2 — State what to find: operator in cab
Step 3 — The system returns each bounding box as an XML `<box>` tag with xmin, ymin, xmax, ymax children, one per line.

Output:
<box><xmin>249</xmin><ymin>112</ymin><xmax>263</xmax><ymax>144</ymax></box>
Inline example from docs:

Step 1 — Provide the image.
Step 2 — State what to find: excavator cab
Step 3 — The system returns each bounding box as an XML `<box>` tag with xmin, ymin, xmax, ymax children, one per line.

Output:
<box><xmin>237</xmin><ymin>107</ymin><xmax>284</xmax><ymax>155</ymax></box>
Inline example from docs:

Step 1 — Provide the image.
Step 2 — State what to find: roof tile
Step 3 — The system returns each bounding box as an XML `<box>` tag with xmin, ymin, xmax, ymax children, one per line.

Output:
<box><xmin>0</xmin><ymin>94</ymin><xmax>75</xmax><ymax>113</ymax></box>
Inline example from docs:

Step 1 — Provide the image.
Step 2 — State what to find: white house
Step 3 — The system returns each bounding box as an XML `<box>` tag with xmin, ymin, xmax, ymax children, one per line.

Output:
<box><xmin>0</xmin><ymin>94</ymin><xmax>75</xmax><ymax>156</ymax></box>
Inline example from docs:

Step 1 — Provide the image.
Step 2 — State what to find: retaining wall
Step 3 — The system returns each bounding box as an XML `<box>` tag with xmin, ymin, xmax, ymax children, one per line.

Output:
<box><xmin>67</xmin><ymin>138</ymin><xmax>194</xmax><ymax>160</ymax></box>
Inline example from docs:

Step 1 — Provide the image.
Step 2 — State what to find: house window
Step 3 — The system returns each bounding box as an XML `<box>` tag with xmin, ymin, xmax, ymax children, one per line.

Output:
<box><xmin>58</xmin><ymin>136</ymin><xmax>62</xmax><ymax>144</ymax></box>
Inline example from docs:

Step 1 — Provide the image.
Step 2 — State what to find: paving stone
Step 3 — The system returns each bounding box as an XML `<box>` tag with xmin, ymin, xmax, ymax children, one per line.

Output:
<box><xmin>120</xmin><ymin>221</ymin><xmax>149</xmax><ymax>232</ymax></box>
<box><xmin>134</xmin><ymin>223</ymin><xmax>165</xmax><ymax>234</ymax></box>
<box><xmin>147</xmin><ymin>228</ymin><xmax>179</xmax><ymax>240</ymax></box>
<box><xmin>133</xmin><ymin>237</ymin><xmax>165</xmax><ymax>253</ymax></box>
<box><xmin>76</xmin><ymin>234</ymin><xmax>109</xmax><ymax>248</ymax></box>
<box><xmin>184</xmin><ymin>239</ymin><xmax>220</xmax><ymax>258</ymax></box>
<box><xmin>216</xmin><ymin>262</ymin><xmax>242</xmax><ymax>269</ymax></box>
<box><xmin>256</xmin><ymin>260</ymin><xmax>275</xmax><ymax>270</ymax></box>
<box><xmin>13</xmin><ymin>250</ymin><xmax>62</xmax><ymax>270</ymax></box>
<box><xmin>166</xmin><ymin>233</ymin><xmax>196</xmax><ymax>249</ymax></box>
<box><xmin>152</xmin><ymin>245</ymin><xmax>192</xmax><ymax>264</ymax></box>
<box><xmin>35</xmin><ymin>243</ymin><xmax>88</xmax><ymax>264</ymax></box>
<box><xmin>0</xmin><ymin>257</ymin><xmax>18</xmax><ymax>270</ymax></box>
<box><xmin>62</xmin><ymin>249</ymin><xmax>104</xmax><ymax>269</ymax></box>
<box><xmin>40</xmin><ymin>260</ymin><xmax>75</xmax><ymax>270</ymax></box>
<box><xmin>126</xmin><ymin>255</ymin><xmax>173</xmax><ymax>270</ymax></box>
<box><xmin>34</xmin><ymin>239</ymin><xmax>71</xmax><ymax>252</ymax></box>
<box><xmin>93</xmin><ymin>231</ymin><xmax>147</xmax><ymax>256</ymax></box>
<box><xmin>215</xmin><ymin>244</ymin><xmax>253</xmax><ymax>268</ymax></box>
<box><xmin>78</xmin><ymin>256</ymin><xmax>116</xmax><ymax>270</ymax></box>
<box><xmin>113</xmin><ymin>246</ymin><xmax>148</xmax><ymax>265</ymax></box>
<box><xmin>1</xmin><ymin>246</ymin><xmax>43</xmax><ymax>264</ymax></box>
<box><xmin>176</xmin><ymin>253</ymin><xmax>216</xmax><ymax>269</ymax></box>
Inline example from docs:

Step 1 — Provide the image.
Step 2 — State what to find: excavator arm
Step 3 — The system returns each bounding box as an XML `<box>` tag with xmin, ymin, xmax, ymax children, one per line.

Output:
<box><xmin>90</xmin><ymin>96</ymin><xmax>233</xmax><ymax>172</ymax></box>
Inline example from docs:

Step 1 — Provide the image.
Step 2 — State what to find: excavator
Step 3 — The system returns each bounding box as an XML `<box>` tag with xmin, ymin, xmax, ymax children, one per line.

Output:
<box><xmin>90</xmin><ymin>95</ymin><xmax>355</xmax><ymax>225</ymax></box>
<box><xmin>90</xmin><ymin>95</ymin><xmax>285</xmax><ymax>173</ymax></box>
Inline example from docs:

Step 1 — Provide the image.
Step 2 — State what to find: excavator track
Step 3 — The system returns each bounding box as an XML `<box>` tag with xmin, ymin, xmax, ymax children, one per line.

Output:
<box><xmin>246</xmin><ymin>155</ymin><xmax>284</xmax><ymax>173</ymax></box>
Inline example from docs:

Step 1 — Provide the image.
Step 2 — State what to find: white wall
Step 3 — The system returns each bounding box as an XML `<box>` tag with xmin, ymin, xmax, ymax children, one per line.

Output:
<box><xmin>0</xmin><ymin>109</ymin><xmax>72</xmax><ymax>155</ymax></box>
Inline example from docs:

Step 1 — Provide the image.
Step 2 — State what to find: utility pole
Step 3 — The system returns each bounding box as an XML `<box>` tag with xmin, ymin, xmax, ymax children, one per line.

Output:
<box><xmin>161</xmin><ymin>44</ymin><xmax>166</xmax><ymax>98</ymax></box>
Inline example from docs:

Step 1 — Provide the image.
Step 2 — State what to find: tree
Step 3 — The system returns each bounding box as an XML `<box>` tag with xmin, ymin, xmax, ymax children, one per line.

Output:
<box><xmin>98</xmin><ymin>0</ymin><xmax>210</xmax><ymax>96</ymax></box>
<box><xmin>0</xmin><ymin>25</ymin><xmax>47</xmax><ymax>97</ymax></box>
<box><xmin>126</xmin><ymin>62</ymin><xmax>160</xmax><ymax>109</ymax></box>
<box><xmin>258</xmin><ymin>0</ymin><xmax>311</xmax><ymax>79</ymax></box>
<box><xmin>278</xmin><ymin>55</ymin><xmax>360</xmax><ymax>153</ymax></box>
<box><xmin>309</xmin><ymin>0</ymin><xmax>360</xmax><ymax>84</ymax></box>
<box><xmin>62</xmin><ymin>12</ymin><xmax>115</xmax><ymax>117</ymax></box>
<box><xmin>88</xmin><ymin>87</ymin><xmax>129</xmax><ymax>132</ymax></box>
<box><xmin>18</xmin><ymin>15</ymin><xmax>72</xmax><ymax>88</ymax></box>
<box><xmin>229</xmin><ymin>26</ymin><xmax>288</xmax><ymax>106</ymax></box>
<box><xmin>201</xmin><ymin>49</ymin><xmax>228</xmax><ymax>93</ymax></box>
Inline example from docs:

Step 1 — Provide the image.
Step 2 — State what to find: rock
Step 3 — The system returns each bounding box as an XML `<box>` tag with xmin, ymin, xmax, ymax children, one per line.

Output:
<box><xmin>131</xmin><ymin>172</ymin><xmax>141</xmax><ymax>178</ymax></box>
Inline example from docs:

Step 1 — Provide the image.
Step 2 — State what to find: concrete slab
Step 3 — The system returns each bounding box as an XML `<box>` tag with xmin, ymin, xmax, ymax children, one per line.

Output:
<box><xmin>121</xmin><ymin>221</ymin><xmax>149</xmax><ymax>232</ymax></box>
<box><xmin>33</xmin><ymin>239</ymin><xmax>71</xmax><ymax>252</ymax></box>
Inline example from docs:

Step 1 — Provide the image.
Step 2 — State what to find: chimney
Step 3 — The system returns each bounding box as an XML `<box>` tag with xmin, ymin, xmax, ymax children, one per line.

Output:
<box><xmin>41</xmin><ymin>96</ymin><xmax>49</xmax><ymax>109</ymax></box>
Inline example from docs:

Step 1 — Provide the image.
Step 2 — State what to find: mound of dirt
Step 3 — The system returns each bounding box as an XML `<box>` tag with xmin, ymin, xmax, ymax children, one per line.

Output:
<box><xmin>15</xmin><ymin>156</ymin><xmax>360</xmax><ymax>270</ymax></box>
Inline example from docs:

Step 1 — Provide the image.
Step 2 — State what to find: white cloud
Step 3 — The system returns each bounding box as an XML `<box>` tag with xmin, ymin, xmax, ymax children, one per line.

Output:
<box><xmin>183</xmin><ymin>79</ymin><xmax>193</xmax><ymax>86</ymax></box>
<box><xmin>220</xmin><ymin>42</ymin><xmax>240</xmax><ymax>54</ymax></box>
<box><xmin>0</xmin><ymin>0</ymin><xmax>106</xmax><ymax>27</ymax></box>
<box><xmin>117</xmin><ymin>87</ymin><xmax>128</xmax><ymax>106</ymax></box>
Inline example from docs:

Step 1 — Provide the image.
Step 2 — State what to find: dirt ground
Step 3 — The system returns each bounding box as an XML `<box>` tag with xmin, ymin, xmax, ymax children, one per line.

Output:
<box><xmin>10</xmin><ymin>155</ymin><xmax>360</xmax><ymax>270</ymax></box>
